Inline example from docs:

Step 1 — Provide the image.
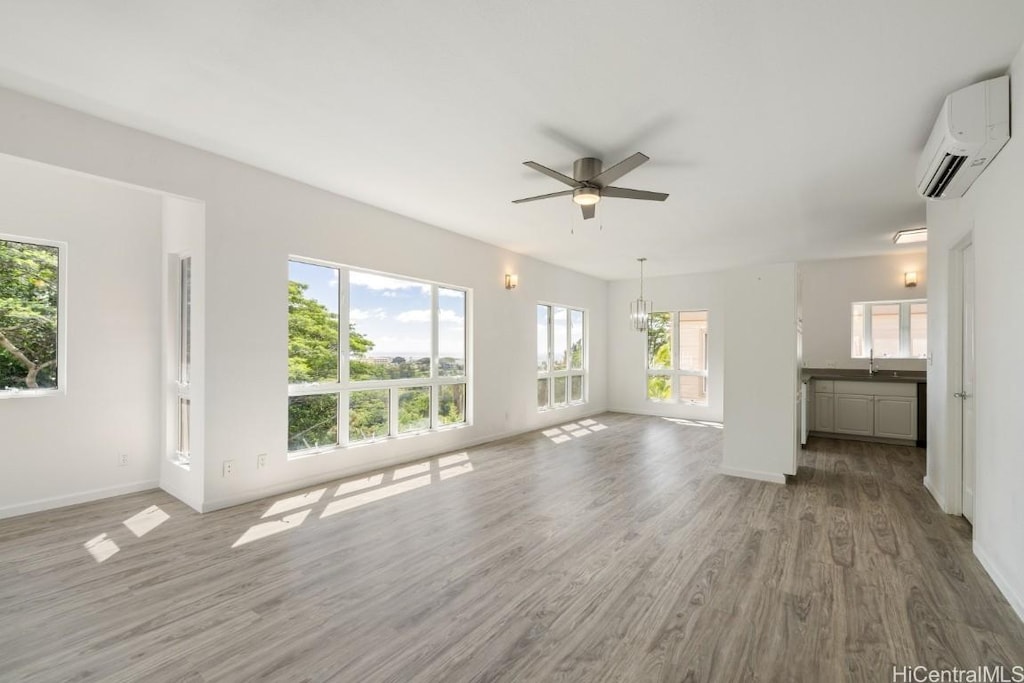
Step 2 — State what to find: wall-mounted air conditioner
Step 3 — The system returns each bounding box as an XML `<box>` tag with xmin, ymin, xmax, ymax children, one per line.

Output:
<box><xmin>916</xmin><ymin>75</ymin><xmax>1010</xmax><ymax>199</ymax></box>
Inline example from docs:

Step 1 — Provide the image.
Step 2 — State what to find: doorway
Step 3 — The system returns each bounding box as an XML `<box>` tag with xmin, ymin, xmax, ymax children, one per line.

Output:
<box><xmin>955</xmin><ymin>239</ymin><xmax>976</xmax><ymax>524</ymax></box>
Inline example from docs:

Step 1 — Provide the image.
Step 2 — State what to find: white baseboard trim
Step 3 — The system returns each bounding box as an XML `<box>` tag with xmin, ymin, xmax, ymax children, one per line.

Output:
<box><xmin>202</xmin><ymin>409</ymin><xmax>610</xmax><ymax>513</ymax></box>
<box><xmin>922</xmin><ymin>475</ymin><xmax>948</xmax><ymax>512</ymax></box>
<box><xmin>0</xmin><ymin>480</ymin><xmax>159</xmax><ymax>520</ymax></box>
<box><xmin>719</xmin><ymin>466</ymin><xmax>786</xmax><ymax>485</ymax></box>
<box><xmin>973</xmin><ymin>541</ymin><xmax>1024</xmax><ymax>624</ymax></box>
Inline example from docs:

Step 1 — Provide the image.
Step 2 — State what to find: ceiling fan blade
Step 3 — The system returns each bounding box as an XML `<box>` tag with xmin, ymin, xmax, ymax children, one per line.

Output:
<box><xmin>590</xmin><ymin>152</ymin><xmax>650</xmax><ymax>186</ymax></box>
<box><xmin>523</xmin><ymin>161</ymin><xmax>581</xmax><ymax>188</ymax></box>
<box><xmin>512</xmin><ymin>189</ymin><xmax>575</xmax><ymax>204</ymax></box>
<box><xmin>601</xmin><ymin>186</ymin><xmax>669</xmax><ymax>201</ymax></box>
<box><xmin>581</xmin><ymin>204</ymin><xmax>596</xmax><ymax>220</ymax></box>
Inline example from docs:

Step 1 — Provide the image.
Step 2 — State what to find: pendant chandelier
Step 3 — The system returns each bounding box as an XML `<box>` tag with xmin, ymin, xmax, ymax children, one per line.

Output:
<box><xmin>630</xmin><ymin>257</ymin><xmax>652</xmax><ymax>332</ymax></box>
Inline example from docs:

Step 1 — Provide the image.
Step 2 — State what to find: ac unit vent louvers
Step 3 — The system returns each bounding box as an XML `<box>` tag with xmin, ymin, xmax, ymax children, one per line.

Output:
<box><xmin>923</xmin><ymin>153</ymin><xmax>967</xmax><ymax>198</ymax></box>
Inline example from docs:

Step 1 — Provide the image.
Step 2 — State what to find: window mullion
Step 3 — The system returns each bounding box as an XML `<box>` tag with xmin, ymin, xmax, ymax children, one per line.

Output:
<box><xmin>864</xmin><ymin>303</ymin><xmax>873</xmax><ymax>357</ymax></box>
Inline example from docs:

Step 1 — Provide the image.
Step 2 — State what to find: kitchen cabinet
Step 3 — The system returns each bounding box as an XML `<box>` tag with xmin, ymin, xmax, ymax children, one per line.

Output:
<box><xmin>835</xmin><ymin>394</ymin><xmax>874</xmax><ymax>436</ymax></box>
<box><xmin>874</xmin><ymin>396</ymin><xmax>917</xmax><ymax>440</ymax></box>
<box><xmin>814</xmin><ymin>393</ymin><xmax>834</xmax><ymax>432</ymax></box>
<box><xmin>811</xmin><ymin>379</ymin><xmax>918</xmax><ymax>442</ymax></box>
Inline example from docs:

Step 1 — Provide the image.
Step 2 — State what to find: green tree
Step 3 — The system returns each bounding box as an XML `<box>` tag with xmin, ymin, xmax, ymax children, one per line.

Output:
<box><xmin>0</xmin><ymin>240</ymin><xmax>59</xmax><ymax>390</ymax></box>
<box><xmin>288</xmin><ymin>280</ymin><xmax>377</xmax><ymax>383</ymax></box>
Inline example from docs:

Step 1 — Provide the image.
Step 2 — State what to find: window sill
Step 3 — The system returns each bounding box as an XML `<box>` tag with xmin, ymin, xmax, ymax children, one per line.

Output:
<box><xmin>0</xmin><ymin>388</ymin><xmax>64</xmax><ymax>400</ymax></box>
<box><xmin>646</xmin><ymin>399</ymin><xmax>709</xmax><ymax>407</ymax></box>
<box><xmin>537</xmin><ymin>400</ymin><xmax>588</xmax><ymax>413</ymax></box>
<box><xmin>286</xmin><ymin>422</ymin><xmax>471</xmax><ymax>460</ymax></box>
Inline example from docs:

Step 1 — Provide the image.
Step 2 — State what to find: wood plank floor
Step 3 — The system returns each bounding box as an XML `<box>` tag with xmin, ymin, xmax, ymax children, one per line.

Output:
<box><xmin>2</xmin><ymin>412</ymin><xmax>1022</xmax><ymax>682</ymax></box>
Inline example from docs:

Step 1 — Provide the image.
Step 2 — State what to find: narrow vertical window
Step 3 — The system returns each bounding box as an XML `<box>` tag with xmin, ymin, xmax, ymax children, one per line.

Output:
<box><xmin>646</xmin><ymin>310</ymin><xmax>709</xmax><ymax>405</ymax></box>
<box><xmin>537</xmin><ymin>303</ymin><xmax>586</xmax><ymax>411</ymax></box>
<box><xmin>0</xmin><ymin>236</ymin><xmax>62</xmax><ymax>396</ymax></box>
<box><xmin>174</xmin><ymin>256</ymin><xmax>193</xmax><ymax>464</ymax></box>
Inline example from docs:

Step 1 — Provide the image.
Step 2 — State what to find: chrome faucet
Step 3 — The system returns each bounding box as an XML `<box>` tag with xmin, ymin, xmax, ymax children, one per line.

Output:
<box><xmin>869</xmin><ymin>349</ymin><xmax>876</xmax><ymax>375</ymax></box>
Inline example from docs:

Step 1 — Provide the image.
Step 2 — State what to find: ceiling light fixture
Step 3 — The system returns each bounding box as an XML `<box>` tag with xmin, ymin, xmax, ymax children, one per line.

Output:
<box><xmin>894</xmin><ymin>227</ymin><xmax>928</xmax><ymax>245</ymax></box>
<box><xmin>630</xmin><ymin>257</ymin><xmax>652</xmax><ymax>333</ymax></box>
<box><xmin>572</xmin><ymin>187</ymin><xmax>601</xmax><ymax>206</ymax></box>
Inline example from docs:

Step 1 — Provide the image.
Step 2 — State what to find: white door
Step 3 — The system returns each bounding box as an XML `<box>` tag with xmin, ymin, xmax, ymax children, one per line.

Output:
<box><xmin>961</xmin><ymin>243</ymin><xmax>976</xmax><ymax>524</ymax></box>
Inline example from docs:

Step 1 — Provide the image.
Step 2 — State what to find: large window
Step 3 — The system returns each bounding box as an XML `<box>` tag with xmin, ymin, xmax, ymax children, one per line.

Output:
<box><xmin>537</xmin><ymin>304</ymin><xmax>586</xmax><ymax>410</ymax></box>
<box><xmin>851</xmin><ymin>300</ymin><xmax>926</xmax><ymax>359</ymax></box>
<box><xmin>0</xmin><ymin>236</ymin><xmax>64</xmax><ymax>397</ymax></box>
<box><xmin>647</xmin><ymin>310</ymin><xmax>709</xmax><ymax>405</ymax></box>
<box><xmin>288</xmin><ymin>260</ymin><xmax>469</xmax><ymax>454</ymax></box>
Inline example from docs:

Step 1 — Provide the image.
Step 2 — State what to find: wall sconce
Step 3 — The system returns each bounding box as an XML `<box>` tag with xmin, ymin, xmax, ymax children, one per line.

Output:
<box><xmin>904</xmin><ymin>271</ymin><xmax>918</xmax><ymax>287</ymax></box>
<box><xmin>504</xmin><ymin>273</ymin><xmax>518</xmax><ymax>290</ymax></box>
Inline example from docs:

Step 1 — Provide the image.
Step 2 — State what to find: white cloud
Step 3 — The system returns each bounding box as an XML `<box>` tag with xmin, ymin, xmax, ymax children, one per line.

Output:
<box><xmin>395</xmin><ymin>309</ymin><xmax>464</xmax><ymax>324</ymax></box>
<box><xmin>438</xmin><ymin>288</ymin><xmax>465</xmax><ymax>298</ymax></box>
<box><xmin>350</xmin><ymin>270</ymin><xmax>430</xmax><ymax>294</ymax></box>
<box><xmin>395</xmin><ymin>309</ymin><xmax>431</xmax><ymax>323</ymax></box>
<box><xmin>350</xmin><ymin>307</ymin><xmax>387</xmax><ymax>321</ymax></box>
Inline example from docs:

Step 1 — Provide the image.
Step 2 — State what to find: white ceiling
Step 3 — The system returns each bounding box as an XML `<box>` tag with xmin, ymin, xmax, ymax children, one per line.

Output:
<box><xmin>0</xmin><ymin>1</ymin><xmax>1022</xmax><ymax>279</ymax></box>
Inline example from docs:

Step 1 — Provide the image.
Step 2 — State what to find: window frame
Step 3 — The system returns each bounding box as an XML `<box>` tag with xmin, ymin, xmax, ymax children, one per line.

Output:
<box><xmin>287</xmin><ymin>258</ymin><xmax>471</xmax><ymax>457</ymax></box>
<box><xmin>0</xmin><ymin>233</ymin><xmax>68</xmax><ymax>400</ymax></box>
<box><xmin>850</xmin><ymin>299</ymin><xmax>927</xmax><ymax>360</ymax></box>
<box><xmin>173</xmin><ymin>254</ymin><xmax>192</xmax><ymax>466</ymax></box>
<box><xmin>646</xmin><ymin>310</ymin><xmax>709</xmax><ymax>406</ymax></box>
<box><xmin>536</xmin><ymin>302</ymin><xmax>587</xmax><ymax>411</ymax></box>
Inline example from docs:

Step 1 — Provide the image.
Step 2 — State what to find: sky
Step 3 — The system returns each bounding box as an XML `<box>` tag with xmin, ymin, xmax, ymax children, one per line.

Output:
<box><xmin>290</xmin><ymin>261</ymin><xmax>465</xmax><ymax>357</ymax></box>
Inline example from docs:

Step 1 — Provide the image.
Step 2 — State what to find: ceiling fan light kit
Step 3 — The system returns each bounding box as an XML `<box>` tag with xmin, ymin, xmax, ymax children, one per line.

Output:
<box><xmin>513</xmin><ymin>152</ymin><xmax>669</xmax><ymax>220</ymax></box>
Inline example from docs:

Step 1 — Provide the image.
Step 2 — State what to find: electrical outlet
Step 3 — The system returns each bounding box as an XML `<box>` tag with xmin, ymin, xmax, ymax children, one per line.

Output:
<box><xmin>117</xmin><ymin>453</ymin><xmax>128</xmax><ymax>467</ymax></box>
<box><xmin>223</xmin><ymin>460</ymin><xmax>235</xmax><ymax>477</ymax></box>
<box><xmin>256</xmin><ymin>453</ymin><xmax>267</xmax><ymax>470</ymax></box>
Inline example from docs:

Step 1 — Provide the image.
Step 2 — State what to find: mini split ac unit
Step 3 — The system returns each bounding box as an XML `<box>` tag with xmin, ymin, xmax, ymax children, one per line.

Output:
<box><xmin>916</xmin><ymin>75</ymin><xmax>1010</xmax><ymax>199</ymax></box>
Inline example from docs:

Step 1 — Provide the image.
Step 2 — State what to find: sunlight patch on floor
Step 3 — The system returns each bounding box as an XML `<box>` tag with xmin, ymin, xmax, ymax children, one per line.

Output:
<box><xmin>122</xmin><ymin>505</ymin><xmax>169</xmax><ymax>538</ymax></box>
<box><xmin>543</xmin><ymin>421</ymin><xmax>609</xmax><ymax>443</ymax></box>
<box><xmin>321</xmin><ymin>474</ymin><xmax>431</xmax><ymax>519</ymax></box>
<box><xmin>439</xmin><ymin>462</ymin><xmax>474</xmax><ymax>480</ymax></box>
<box><xmin>262</xmin><ymin>489</ymin><xmax>326</xmax><ymax>518</ymax></box>
<box><xmin>393</xmin><ymin>461</ymin><xmax>431</xmax><ymax>480</ymax></box>
<box><xmin>84</xmin><ymin>533</ymin><xmax>119</xmax><ymax>563</ymax></box>
<box><xmin>233</xmin><ymin>451</ymin><xmax>477</xmax><ymax>548</ymax></box>
<box><xmin>334</xmin><ymin>473</ymin><xmax>384</xmax><ymax>497</ymax></box>
<box><xmin>233</xmin><ymin>509</ymin><xmax>311</xmax><ymax>548</ymax></box>
<box><xmin>663</xmin><ymin>417</ymin><xmax>723</xmax><ymax>429</ymax></box>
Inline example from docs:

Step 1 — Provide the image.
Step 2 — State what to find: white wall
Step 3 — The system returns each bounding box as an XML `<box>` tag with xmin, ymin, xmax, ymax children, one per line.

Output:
<box><xmin>0</xmin><ymin>156</ymin><xmax>164</xmax><ymax>517</ymax></box>
<box><xmin>0</xmin><ymin>87</ymin><xmax>608</xmax><ymax>514</ymax></box>
<box><xmin>801</xmin><ymin>253</ymin><xmax>927</xmax><ymax>372</ymax></box>
<box><xmin>925</xmin><ymin>42</ymin><xmax>1024</xmax><ymax>621</ymax></box>
<box><xmin>721</xmin><ymin>263</ymin><xmax>799</xmax><ymax>483</ymax></box>
<box><xmin>607</xmin><ymin>271</ymin><xmax>725</xmax><ymax>421</ymax></box>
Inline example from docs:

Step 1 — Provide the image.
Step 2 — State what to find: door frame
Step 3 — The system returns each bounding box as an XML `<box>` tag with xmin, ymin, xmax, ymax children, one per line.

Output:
<box><xmin>945</xmin><ymin>232</ymin><xmax>974</xmax><ymax>517</ymax></box>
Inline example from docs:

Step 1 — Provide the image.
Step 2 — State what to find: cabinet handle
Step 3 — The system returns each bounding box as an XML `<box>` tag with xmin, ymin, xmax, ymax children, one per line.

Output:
<box><xmin>953</xmin><ymin>391</ymin><xmax>970</xmax><ymax>400</ymax></box>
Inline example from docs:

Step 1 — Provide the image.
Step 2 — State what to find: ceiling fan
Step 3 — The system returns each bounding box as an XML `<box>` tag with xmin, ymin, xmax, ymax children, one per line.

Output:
<box><xmin>512</xmin><ymin>152</ymin><xmax>668</xmax><ymax>219</ymax></box>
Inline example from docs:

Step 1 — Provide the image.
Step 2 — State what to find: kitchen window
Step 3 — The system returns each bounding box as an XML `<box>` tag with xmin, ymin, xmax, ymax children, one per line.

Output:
<box><xmin>851</xmin><ymin>300</ymin><xmax>926</xmax><ymax>359</ymax></box>
<box><xmin>647</xmin><ymin>310</ymin><xmax>709</xmax><ymax>405</ymax></box>
<box><xmin>288</xmin><ymin>259</ymin><xmax>469</xmax><ymax>455</ymax></box>
<box><xmin>537</xmin><ymin>304</ymin><xmax>586</xmax><ymax>410</ymax></box>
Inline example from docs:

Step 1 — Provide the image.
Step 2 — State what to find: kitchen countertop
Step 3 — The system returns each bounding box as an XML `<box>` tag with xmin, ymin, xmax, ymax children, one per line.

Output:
<box><xmin>802</xmin><ymin>368</ymin><xmax>926</xmax><ymax>384</ymax></box>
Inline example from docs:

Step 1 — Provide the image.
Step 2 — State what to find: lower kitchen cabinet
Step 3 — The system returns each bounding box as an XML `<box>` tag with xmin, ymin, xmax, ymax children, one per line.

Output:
<box><xmin>874</xmin><ymin>396</ymin><xmax>917</xmax><ymax>440</ymax></box>
<box><xmin>814</xmin><ymin>393</ymin><xmax>834</xmax><ymax>432</ymax></box>
<box><xmin>835</xmin><ymin>393</ymin><xmax>874</xmax><ymax>436</ymax></box>
<box><xmin>810</xmin><ymin>379</ymin><xmax>919</xmax><ymax>443</ymax></box>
